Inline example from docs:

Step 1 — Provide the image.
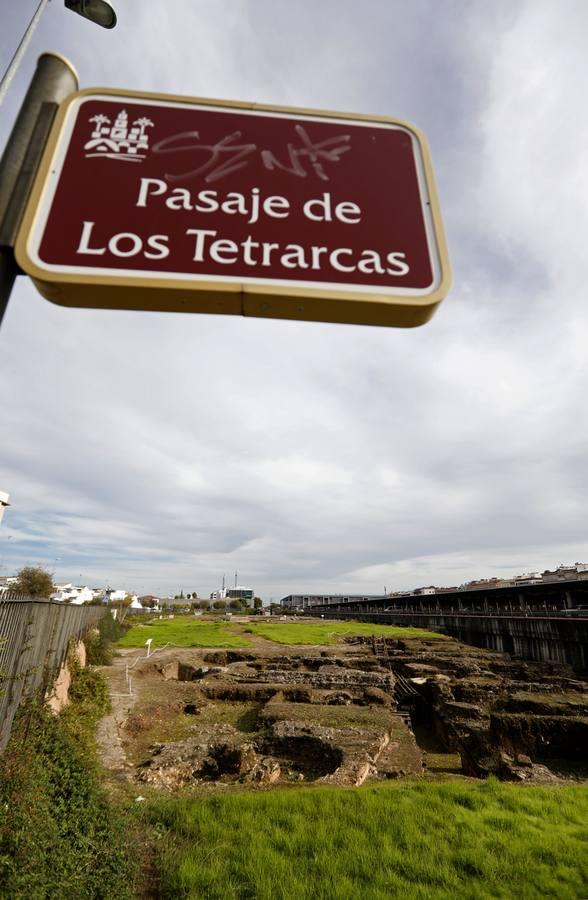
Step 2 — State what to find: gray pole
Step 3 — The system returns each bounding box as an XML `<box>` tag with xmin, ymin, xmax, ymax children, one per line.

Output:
<box><xmin>0</xmin><ymin>0</ymin><xmax>50</xmax><ymax>108</ymax></box>
<box><xmin>0</xmin><ymin>52</ymin><xmax>78</xmax><ymax>329</ymax></box>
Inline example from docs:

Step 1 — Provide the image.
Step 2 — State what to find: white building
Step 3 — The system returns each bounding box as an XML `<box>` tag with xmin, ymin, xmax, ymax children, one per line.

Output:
<box><xmin>0</xmin><ymin>575</ymin><xmax>17</xmax><ymax>596</ymax></box>
<box><xmin>105</xmin><ymin>588</ymin><xmax>138</xmax><ymax>605</ymax></box>
<box><xmin>51</xmin><ymin>583</ymin><xmax>94</xmax><ymax>605</ymax></box>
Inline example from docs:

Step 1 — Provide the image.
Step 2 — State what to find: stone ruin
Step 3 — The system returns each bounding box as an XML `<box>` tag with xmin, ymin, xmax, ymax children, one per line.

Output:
<box><xmin>369</xmin><ymin>636</ymin><xmax>588</xmax><ymax>783</ymax></box>
<box><xmin>131</xmin><ymin>637</ymin><xmax>587</xmax><ymax>790</ymax></box>
<box><xmin>136</xmin><ymin>649</ymin><xmax>423</xmax><ymax>789</ymax></box>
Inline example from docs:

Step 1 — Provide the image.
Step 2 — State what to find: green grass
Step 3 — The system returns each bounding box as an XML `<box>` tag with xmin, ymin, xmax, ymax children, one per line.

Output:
<box><xmin>117</xmin><ymin>617</ymin><xmax>445</xmax><ymax>649</ymax></box>
<box><xmin>260</xmin><ymin>700</ymin><xmax>395</xmax><ymax>730</ymax></box>
<box><xmin>244</xmin><ymin>620</ymin><xmax>446</xmax><ymax>645</ymax></box>
<box><xmin>141</xmin><ymin>780</ymin><xmax>588</xmax><ymax>899</ymax></box>
<box><xmin>117</xmin><ymin>617</ymin><xmax>251</xmax><ymax>648</ymax></box>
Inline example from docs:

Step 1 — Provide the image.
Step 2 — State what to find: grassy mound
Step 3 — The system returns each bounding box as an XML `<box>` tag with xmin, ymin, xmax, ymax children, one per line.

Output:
<box><xmin>142</xmin><ymin>779</ymin><xmax>588</xmax><ymax>899</ymax></box>
<box><xmin>117</xmin><ymin>617</ymin><xmax>250</xmax><ymax>648</ymax></box>
<box><xmin>117</xmin><ymin>617</ymin><xmax>443</xmax><ymax>649</ymax></box>
<box><xmin>245</xmin><ymin>620</ymin><xmax>445</xmax><ymax>644</ymax></box>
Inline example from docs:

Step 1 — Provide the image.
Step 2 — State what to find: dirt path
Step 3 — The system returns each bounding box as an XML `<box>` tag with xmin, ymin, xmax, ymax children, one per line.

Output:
<box><xmin>96</xmin><ymin>650</ymin><xmax>143</xmax><ymax>776</ymax></box>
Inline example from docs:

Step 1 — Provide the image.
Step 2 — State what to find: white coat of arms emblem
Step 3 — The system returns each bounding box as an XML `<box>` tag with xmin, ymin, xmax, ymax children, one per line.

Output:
<box><xmin>84</xmin><ymin>109</ymin><xmax>153</xmax><ymax>161</ymax></box>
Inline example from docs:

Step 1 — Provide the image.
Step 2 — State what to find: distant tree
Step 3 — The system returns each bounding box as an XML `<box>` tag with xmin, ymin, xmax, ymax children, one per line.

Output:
<box><xmin>229</xmin><ymin>599</ymin><xmax>242</xmax><ymax>611</ymax></box>
<box><xmin>212</xmin><ymin>600</ymin><xmax>226</xmax><ymax>610</ymax></box>
<box><xmin>198</xmin><ymin>599</ymin><xmax>210</xmax><ymax>610</ymax></box>
<box><xmin>141</xmin><ymin>597</ymin><xmax>158</xmax><ymax>609</ymax></box>
<box><xmin>253</xmin><ymin>597</ymin><xmax>262</xmax><ymax>611</ymax></box>
<box><xmin>180</xmin><ymin>590</ymin><xmax>184</xmax><ymax>600</ymax></box>
<box><xmin>192</xmin><ymin>591</ymin><xmax>198</xmax><ymax>599</ymax></box>
<box><xmin>13</xmin><ymin>566</ymin><xmax>54</xmax><ymax>599</ymax></box>
<box><xmin>116</xmin><ymin>593</ymin><xmax>134</xmax><ymax>624</ymax></box>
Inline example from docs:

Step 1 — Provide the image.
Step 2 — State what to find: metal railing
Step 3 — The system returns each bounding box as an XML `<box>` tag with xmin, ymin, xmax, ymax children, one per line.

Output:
<box><xmin>0</xmin><ymin>593</ymin><xmax>107</xmax><ymax>751</ymax></box>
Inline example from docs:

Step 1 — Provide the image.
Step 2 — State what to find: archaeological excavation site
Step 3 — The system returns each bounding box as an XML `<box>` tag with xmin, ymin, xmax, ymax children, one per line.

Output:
<box><xmin>99</xmin><ymin>625</ymin><xmax>588</xmax><ymax>792</ymax></box>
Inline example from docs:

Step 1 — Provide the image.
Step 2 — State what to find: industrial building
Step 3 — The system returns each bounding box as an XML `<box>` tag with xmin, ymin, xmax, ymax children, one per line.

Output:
<box><xmin>280</xmin><ymin>594</ymin><xmax>386</xmax><ymax>611</ymax></box>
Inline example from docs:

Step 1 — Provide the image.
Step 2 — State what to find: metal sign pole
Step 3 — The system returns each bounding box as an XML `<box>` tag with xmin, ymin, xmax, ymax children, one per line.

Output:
<box><xmin>0</xmin><ymin>52</ymin><xmax>78</xmax><ymax>328</ymax></box>
<box><xmin>0</xmin><ymin>0</ymin><xmax>50</xmax><ymax>108</ymax></box>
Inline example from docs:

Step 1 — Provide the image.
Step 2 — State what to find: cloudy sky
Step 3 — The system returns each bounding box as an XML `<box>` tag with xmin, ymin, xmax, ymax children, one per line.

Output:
<box><xmin>1</xmin><ymin>0</ymin><xmax>587</xmax><ymax>600</ymax></box>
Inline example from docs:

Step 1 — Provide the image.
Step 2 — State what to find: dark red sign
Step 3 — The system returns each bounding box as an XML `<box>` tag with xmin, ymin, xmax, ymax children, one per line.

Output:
<box><xmin>17</xmin><ymin>90</ymin><xmax>451</xmax><ymax>327</ymax></box>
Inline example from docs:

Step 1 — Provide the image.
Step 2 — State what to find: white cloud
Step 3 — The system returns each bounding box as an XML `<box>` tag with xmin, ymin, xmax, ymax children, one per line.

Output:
<box><xmin>2</xmin><ymin>1</ymin><xmax>588</xmax><ymax>599</ymax></box>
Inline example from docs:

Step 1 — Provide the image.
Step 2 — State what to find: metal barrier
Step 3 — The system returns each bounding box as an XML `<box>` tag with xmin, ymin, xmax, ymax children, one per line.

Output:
<box><xmin>0</xmin><ymin>592</ymin><xmax>107</xmax><ymax>751</ymax></box>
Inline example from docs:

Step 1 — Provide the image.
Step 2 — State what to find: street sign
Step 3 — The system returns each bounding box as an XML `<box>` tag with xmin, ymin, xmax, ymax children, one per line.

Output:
<box><xmin>16</xmin><ymin>89</ymin><xmax>451</xmax><ymax>327</ymax></box>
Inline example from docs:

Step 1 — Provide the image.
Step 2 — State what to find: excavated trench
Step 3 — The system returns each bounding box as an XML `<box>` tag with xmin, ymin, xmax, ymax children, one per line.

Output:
<box><xmin>123</xmin><ymin>637</ymin><xmax>588</xmax><ymax>791</ymax></box>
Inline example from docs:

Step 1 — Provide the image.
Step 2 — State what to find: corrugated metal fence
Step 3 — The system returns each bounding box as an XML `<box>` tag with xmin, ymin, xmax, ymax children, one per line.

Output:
<box><xmin>0</xmin><ymin>592</ymin><xmax>107</xmax><ymax>751</ymax></box>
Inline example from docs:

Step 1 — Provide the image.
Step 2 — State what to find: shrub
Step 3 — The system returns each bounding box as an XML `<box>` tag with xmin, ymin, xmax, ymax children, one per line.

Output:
<box><xmin>85</xmin><ymin>611</ymin><xmax>128</xmax><ymax>665</ymax></box>
<box><xmin>0</xmin><ymin>671</ymin><xmax>138</xmax><ymax>898</ymax></box>
<box><xmin>13</xmin><ymin>565</ymin><xmax>54</xmax><ymax>598</ymax></box>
